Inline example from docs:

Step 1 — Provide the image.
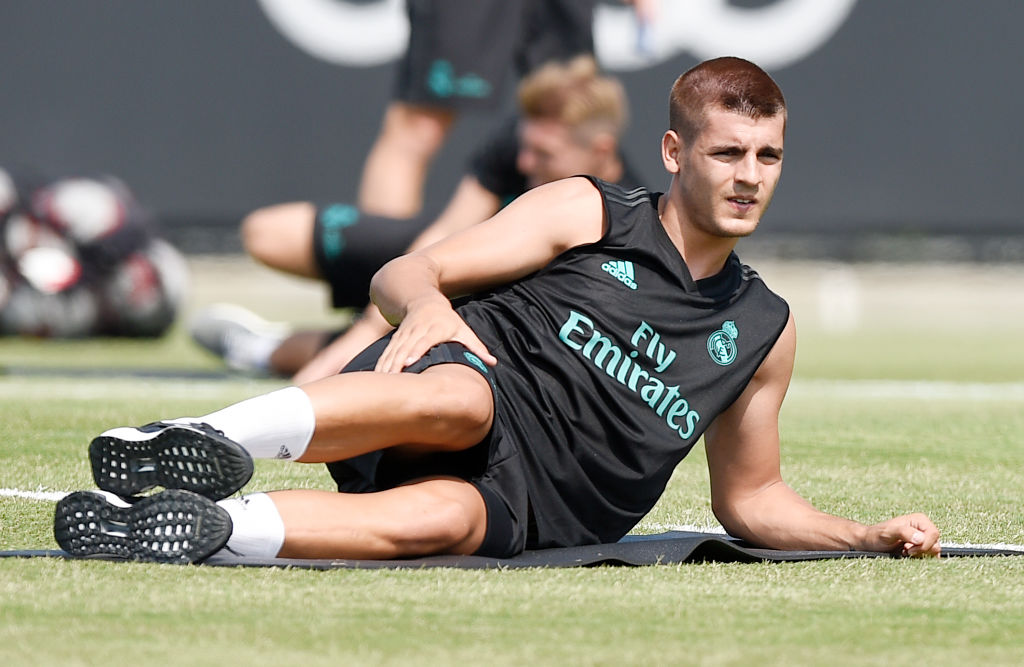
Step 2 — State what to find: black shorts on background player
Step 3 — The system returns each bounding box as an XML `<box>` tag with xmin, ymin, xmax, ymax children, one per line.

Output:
<box><xmin>311</xmin><ymin>204</ymin><xmax>428</xmax><ymax>309</ymax></box>
<box><xmin>398</xmin><ymin>0</ymin><xmax>595</xmax><ymax>111</ymax></box>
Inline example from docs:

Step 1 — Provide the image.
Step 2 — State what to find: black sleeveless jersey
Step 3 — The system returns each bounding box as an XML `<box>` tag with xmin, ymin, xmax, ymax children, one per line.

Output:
<box><xmin>455</xmin><ymin>177</ymin><xmax>790</xmax><ymax>548</ymax></box>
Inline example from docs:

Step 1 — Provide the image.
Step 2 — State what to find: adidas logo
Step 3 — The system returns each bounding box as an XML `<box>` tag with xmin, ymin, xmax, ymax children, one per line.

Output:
<box><xmin>601</xmin><ymin>260</ymin><xmax>638</xmax><ymax>290</ymax></box>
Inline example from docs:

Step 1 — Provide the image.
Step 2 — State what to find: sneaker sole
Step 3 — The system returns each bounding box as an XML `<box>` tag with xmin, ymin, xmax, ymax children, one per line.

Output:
<box><xmin>53</xmin><ymin>490</ymin><xmax>232</xmax><ymax>564</ymax></box>
<box><xmin>89</xmin><ymin>426</ymin><xmax>254</xmax><ymax>500</ymax></box>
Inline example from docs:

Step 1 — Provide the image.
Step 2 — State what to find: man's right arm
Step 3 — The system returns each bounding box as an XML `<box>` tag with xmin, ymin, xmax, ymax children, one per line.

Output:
<box><xmin>405</xmin><ymin>176</ymin><xmax>502</xmax><ymax>252</ymax></box>
<box><xmin>290</xmin><ymin>176</ymin><xmax>502</xmax><ymax>384</ymax></box>
<box><xmin>370</xmin><ymin>176</ymin><xmax>606</xmax><ymax>373</ymax></box>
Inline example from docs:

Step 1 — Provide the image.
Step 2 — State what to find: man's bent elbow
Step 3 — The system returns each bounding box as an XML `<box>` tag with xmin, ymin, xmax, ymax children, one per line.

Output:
<box><xmin>368</xmin><ymin>260</ymin><xmax>399</xmax><ymax>323</ymax></box>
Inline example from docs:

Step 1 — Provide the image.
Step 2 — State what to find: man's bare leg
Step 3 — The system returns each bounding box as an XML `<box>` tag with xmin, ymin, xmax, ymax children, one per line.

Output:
<box><xmin>53</xmin><ymin>476</ymin><xmax>488</xmax><ymax>562</ymax></box>
<box><xmin>298</xmin><ymin>365</ymin><xmax>494</xmax><ymax>462</ymax></box>
<box><xmin>85</xmin><ymin>363</ymin><xmax>492</xmax><ymax>497</ymax></box>
<box><xmin>267</xmin><ymin>330</ymin><xmax>334</xmax><ymax>377</ymax></box>
<box><xmin>269</xmin><ymin>478</ymin><xmax>488</xmax><ymax>559</ymax></box>
<box><xmin>216</xmin><ymin>366</ymin><xmax>494</xmax><ymax>559</ymax></box>
<box><xmin>241</xmin><ymin>201</ymin><xmax>319</xmax><ymax>279</ymax></box>
<box><xmin>67</xmin><ymin>364</ymin><xmax>496</xmax><ymax>562</ymax></box>
<box><xmin>358</xmin><ymin>102</ymin><xmax>456</xmax><ymax>218</ymax></box>
<box><xmin>201</xmin><ymin>203</ymin><xmax>333</xmax><ymax>376</ymax></box>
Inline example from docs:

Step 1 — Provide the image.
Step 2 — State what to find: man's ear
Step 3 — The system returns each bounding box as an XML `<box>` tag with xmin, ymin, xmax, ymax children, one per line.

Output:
<box><xmin>661</xmin><ymin>130</ymin><xmax>682</xmax><ymax>175</ymax></box>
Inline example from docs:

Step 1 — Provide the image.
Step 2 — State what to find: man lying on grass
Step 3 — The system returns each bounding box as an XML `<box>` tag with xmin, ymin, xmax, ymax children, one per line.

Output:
<box><xmin>56</xmin><ymin>57</ymin><xmax>941</xmax><ymax>563</ymax></box>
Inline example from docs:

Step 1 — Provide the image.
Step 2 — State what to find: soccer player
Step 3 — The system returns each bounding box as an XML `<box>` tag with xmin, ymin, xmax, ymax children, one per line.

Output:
<box><xmin>193</xmin><ymin>56</ymin><xmax>643</xmax><ymax>382</ymax></box>
<box><xmin>56</xmin><ymin>57</ymin><xmax>941</xmax><ymax>564</ymax></box>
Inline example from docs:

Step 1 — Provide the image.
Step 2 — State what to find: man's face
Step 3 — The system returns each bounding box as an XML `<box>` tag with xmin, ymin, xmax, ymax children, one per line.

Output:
<box><xmin>672</xmin><ymin>107</ymin><xmax>785</xmax><ymax>239</ymax></box>
<box><xmin>517</xmin><ymin>118</ymin><xmax>607</xmax><ymax>189</ymax></box>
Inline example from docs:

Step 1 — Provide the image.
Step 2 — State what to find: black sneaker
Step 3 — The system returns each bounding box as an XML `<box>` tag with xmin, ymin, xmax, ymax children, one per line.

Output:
<box><xmin>53</xmin><ymin>489</ymin><xmax>232</xmax><ymax>564</ymax></box>
<box><xmin>89</xmin><ymin>421</ymin><xmax>254</xmax><ymax>500</ymax></box>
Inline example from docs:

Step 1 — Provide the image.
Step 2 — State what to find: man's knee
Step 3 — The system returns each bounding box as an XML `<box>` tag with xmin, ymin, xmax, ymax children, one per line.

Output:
<box><xmin>413</xmin><ymin>366</ymin><xmax>494</xmax><ymax>448</ymax></box>
<box><xmin>389</xmin><ymin>480</ymin><xmax>487</xmax><ymax>555</ymax></box>
<box><xmin>380</xmin><ymin>103</ymin><xmax>456</xmax><ymax>159</ymax></box>
<box><xmin>241</xmin><ymin>202</ymin><xmax>318</xmax><ymax>277</ymax></box>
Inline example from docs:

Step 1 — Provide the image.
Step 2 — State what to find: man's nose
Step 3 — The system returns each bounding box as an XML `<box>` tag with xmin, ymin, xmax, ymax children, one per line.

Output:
<box><xmin>734</xmin><ymin>153</ymin><xmax>760</xmax><ymax>186</ymax></box>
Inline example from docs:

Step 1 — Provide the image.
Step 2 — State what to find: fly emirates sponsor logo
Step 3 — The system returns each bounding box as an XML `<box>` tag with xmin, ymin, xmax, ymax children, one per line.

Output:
<box><xmin>557</xmin><ymin>310</ymin><xmax>700</xmax><ymax>440</ymax></box>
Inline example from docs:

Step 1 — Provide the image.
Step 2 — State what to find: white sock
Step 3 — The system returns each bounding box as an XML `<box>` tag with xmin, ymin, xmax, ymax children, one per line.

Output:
<box><xmin>173</xmin><ymin>386</ymin><xmax>315</xmax><ymax>460</ymax></box>
<box><xmin>217</xmin><ymin>493</ymin><xmax>286</xmax><ymax>558</ymax></box>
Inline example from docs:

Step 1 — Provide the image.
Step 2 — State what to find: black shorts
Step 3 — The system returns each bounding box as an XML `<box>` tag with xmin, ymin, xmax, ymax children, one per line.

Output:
<box><xmin>397</xmin><ymin>0</ymin><xmax>595</xmax><ymax>112</ymax></box>
<box><xmin>325</xmin><ymin>336</ymin><xmax>529</xmax><ymax>558</ymax></box>
<box><xmin>311</xmin><ymin>204</ymin><xmax>430</xmax><ymax>309</ymax></box>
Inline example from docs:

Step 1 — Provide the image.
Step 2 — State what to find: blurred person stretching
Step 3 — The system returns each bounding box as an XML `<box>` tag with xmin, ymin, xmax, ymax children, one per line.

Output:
<box><xmin>195</xmin><ymin>56</ymin><xmax>642</xmax><ymax>382</ymax></box>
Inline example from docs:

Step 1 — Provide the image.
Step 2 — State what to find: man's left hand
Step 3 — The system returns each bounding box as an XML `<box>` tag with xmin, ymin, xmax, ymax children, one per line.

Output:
<box><xmin>864</xmin><ymin>513</ymin><xmax>941</xmax><ymax>557</ymax></box>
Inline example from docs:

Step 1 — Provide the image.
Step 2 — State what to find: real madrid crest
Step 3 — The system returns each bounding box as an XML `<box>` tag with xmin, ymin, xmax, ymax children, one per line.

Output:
<box><xmin>707</xmin><ymin>320</ymin><xmax>739</xmax><ymax>366</ymax></box>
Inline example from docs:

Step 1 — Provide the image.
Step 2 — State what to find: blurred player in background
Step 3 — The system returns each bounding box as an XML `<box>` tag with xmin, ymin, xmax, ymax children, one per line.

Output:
<box><xmin>359</xmin><ymin>0</ymin><xmax>656</xmax><ymax>219</ymax></box>
<box><xmin>361</xmin><ymin>0</ymin><xmax>599</xmax><ymax>219</ymax></box>
<box><xmin>192</xmin><ymin>56</ymin><xmax>643</xmax><ymax>381</ymax></box>
<box><xmin>192</xmin><ymin>0</ymin><xmax>657</xmax><ymax>377</ymax></box>
<box><xmin>0</xmin><ymin>167</ymin><xmax>187</xmax><ymax>338</ymax></box>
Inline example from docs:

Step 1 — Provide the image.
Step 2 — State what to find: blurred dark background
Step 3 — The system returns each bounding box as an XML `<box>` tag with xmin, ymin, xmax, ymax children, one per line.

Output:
<box><xmin>1</xmin><ymin>1</ymin><xmax>1020</xmax><ymax>260</ymax></box>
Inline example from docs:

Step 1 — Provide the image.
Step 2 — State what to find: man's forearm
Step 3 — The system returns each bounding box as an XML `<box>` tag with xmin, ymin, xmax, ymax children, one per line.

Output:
<box><xmin>716</xmin><ymin>481</ymin><xmax>870</xmax><ymax>552</ymax></box>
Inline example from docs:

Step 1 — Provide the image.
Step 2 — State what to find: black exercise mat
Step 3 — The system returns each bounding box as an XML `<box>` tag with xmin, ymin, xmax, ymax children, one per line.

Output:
<box><xmin>4</xmin><ymin>532</ymin><xmax>1022</xmax><ymax>569</ymax></box>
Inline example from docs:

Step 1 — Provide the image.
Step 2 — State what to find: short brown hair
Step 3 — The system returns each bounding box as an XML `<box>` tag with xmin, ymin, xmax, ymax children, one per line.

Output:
<box><xmin>669</xmin><ymin>57</ymin><xmax>786</xmax><ymax>144</ymax></box>
<box><xmin>518</xmin><ymin>56</ymin><xmax>628</xmax><ymax>144</ymax></box>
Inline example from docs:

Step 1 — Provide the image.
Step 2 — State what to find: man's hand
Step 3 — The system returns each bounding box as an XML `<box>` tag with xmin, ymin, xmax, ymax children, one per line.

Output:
<box><xmin>862</xmin><ymin>513</ymin><xmax>941</xmax><ymax>558</ymax></box>
<box><xmin>374</xmin><ymin>295</ymin><xmax>496</xmax><ymax>374</ymax></box>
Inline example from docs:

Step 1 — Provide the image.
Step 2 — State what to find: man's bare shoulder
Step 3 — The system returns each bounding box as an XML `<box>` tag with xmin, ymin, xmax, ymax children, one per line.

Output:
<box><xmin>519</xmin><ymin>175</ymin><xmax>603</xmax><ymax>205</ymax></box>
<box><xmin>490</xmin><ymin>176</ymin><xmax>606</xmax><ymax>252</ymax></box>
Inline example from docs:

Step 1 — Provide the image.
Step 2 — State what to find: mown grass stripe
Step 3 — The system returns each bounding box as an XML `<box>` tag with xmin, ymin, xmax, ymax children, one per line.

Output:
<box><xmin>1</xmin><ymin>376</ymin><xmax>1021</xmax><ymax>401</ymax></box>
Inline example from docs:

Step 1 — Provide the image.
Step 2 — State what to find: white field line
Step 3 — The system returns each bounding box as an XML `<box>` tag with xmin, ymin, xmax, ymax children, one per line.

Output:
<box><xmin>0</xmin><ymin>376</ymin><xmax>283</xmax><ymax>401</ymax></box>
<box><xmin>1</xmin><ymin>488</ymin><xmax>67</xmax><ymax>502</ymax></box>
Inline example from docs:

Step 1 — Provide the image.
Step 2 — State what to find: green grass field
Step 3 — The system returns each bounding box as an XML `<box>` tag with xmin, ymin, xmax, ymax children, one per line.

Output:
<box><xmin>2</xmin><ymin>257</ymin><xmax>1023</xmax><ymax>665</ymax></box>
